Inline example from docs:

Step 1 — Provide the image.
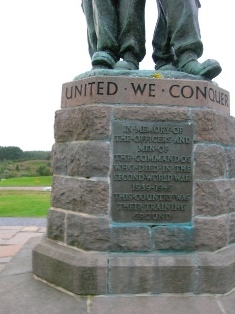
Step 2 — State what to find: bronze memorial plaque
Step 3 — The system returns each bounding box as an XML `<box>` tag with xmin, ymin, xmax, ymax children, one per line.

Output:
<box><xmin>111</xmin><ymin>120</ymin><xmax>193</xmax><ymax>223</ymax></box>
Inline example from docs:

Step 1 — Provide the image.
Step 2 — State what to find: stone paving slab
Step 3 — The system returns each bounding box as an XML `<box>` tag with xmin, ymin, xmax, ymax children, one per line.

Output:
<box><xmin>21</xmin><ymin>226</ymin><xmax>42</xmax><ymax>232</ymax></box>
<box><xmin>0</xmin><ymin>244</ymin><xmax>22</xmax><ymax>257</ymax></box>
<box><xmin>88</xmin><ymin>295</ymin><xmax>225</xmax><ymax>314</ymax></box>
<box><xmin>2</xmin><ymin>236</ymin><xmax>41</xmax><ymax>276</ymax></box>
<box><xmin>4</xmin><ymin>231</ymin><xmax>44</xmax><ymax>245</ymax></box>
<box><xmin>0</xmin><ymin>273</ymin><xmax>87</xmax><ymax>314</ymax></box>
<box><xmin>0</xmin><ymin>229</ymin><xmax>22</xmax><ymax>239</ymax></box>
<box><xmin>0</xmin><ymin>226</ymin><xmax>23</xmax><ymax>230</ymax></box>
<box><xmin>0</xmin><ymin>264</ymin><xmax>5</xmax><ymax>272</ymax></box>
<box><xmin>0</xmin><ymin>257</ymin><xmax>12</xmax><ymax>263</ymax></box>
<box><xmin>0</xmin><ymin>225</ymin><xmax>46</xmax><ymax>271</ymax></box>
<box><xmin>218</xmin><ymin>290</ymin><xmax>235</xmax><ymax>314</ymax></box>
<box><xmin>0</xmin><ymin>236</ymin><xmax>87</xmax><ymax>314</ymax></box>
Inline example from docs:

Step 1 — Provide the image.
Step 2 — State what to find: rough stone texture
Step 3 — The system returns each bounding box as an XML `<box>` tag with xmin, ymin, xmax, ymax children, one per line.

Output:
<box><xmin>109</xmin><ymin>255</ymin><xmax>196</xmax><ymax>294</ymax></box>
<box><xmin>194</xmin><ymin>144</ymin><xmax>226</xmax><ymax>179</ymax></box>
<box><xmin>33</xmin><ymin>238</ymin><xmax>235</xmax><ymax>295</ymax></box>
<box><xmin>108</xmin><ymin>255</ymin><xmax>161</xmax><ymax>294</ymax></box>
<box><xmin>196</xmin><ymin>251</ymin><xmax>235</xmax><ymax>294</ymax></box>
<box><xmin>33</xmin><ymin>237</ymin><xmax>107</xmax><ymax>295</ymax></box>
<box><xmin>66</xmin><ymin>214</ymin><xmax>152</xmax><ymax>252</ymax></box>
<box><xmin>51</xmin><ymin>176</ymin><xmax>109</xmax><ymax>215</ymax></box>
<box><xmin>193</xmin><ymin>110</ymin><xmax>235</xmax><ymax>145</ymax></box>
<box><xmin>226</xmin><ymin>147</ymin><xmax>235</xmax><ymax>178</ymax></box>
<box><xmin>47</xmin><ymin>209</ymin><xmax>65</xmax><ymax>242</ymax></box>
<box><xmin>110</xmin><ymin>226</ymin><xmax>151</xmax><ymax>252</ymax></box>
<box><xmin>229</xmin><ymin>180</ymin><xmax>235</xmax><ymax>213</ymax></box>
<box><xmin>114</xmin><ymin>106</ymin><xmax>190</xmax><ymax>121</ymax></box>
<box><xmin>54</xmin><ymin>106</ymin><xmax>112</xmax><ymax>142</ymax></box>
<box><xmin>229</xmin><ymin>212</ymin><xmax>235</xmax><ymax>244</ymax></box>
<box><xmin>33</xmin><ymin>76</ymin><xmax>235</xmax><ymax>295</ymax></box>
<box><xmin>52</xmin><ymin>142</ymin><xmax>110</xmax><ymax>177</ymax></box>
<box><xmin>194</xmin><ymin>216</ymin><xmax>229</xmax><ymax>251</ymax></box>
<box><xmin>6</xmin><ymin>236</ymin><xmax>235</xmax><ymax>313</ymax></box>
<box><xmin>66</xmin><ymin>213</ymin><xmax>112</xmax><ymax>251</ymax></box>
<box><xmin>194</xmin><ymin>180</ymin><xmax>234</xmax><ymax>216</ymax></box>
<box><xmin>157</xmin><ymin>255</ymin><xmax>196</xmax><ymax>293</ymax></box>
<box><xmin>152</xmin><ymin>225</ymin><xmax>195</xmax><ymax>251</ymax></box>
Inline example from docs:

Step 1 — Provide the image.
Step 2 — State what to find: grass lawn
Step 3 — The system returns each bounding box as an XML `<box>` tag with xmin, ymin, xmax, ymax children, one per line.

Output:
<box><xmin>0</xmin><ymin>176</ymin><xmax>52</xmax><ymax>187</ymax></box>
<box><xmin>0</xmin><ymin>190</ymin><xmax>50</xmax><ymax>217</ymax></box>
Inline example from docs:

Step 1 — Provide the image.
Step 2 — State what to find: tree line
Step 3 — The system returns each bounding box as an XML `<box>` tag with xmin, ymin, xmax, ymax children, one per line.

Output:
<box><xmin>0</xmin><ymin>146</ymin><xmax>51</xmax><ymax>161</ymax></box>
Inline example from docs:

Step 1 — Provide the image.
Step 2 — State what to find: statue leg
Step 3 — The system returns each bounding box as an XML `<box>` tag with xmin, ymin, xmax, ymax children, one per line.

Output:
<box><xmin>114</xmin><ymin>0</ymin><xmax>146</xmax><ymax>70</ymax></box>
<box><xmin>83</xmin><ymin>0</ymin><xmax>119</xmax><ymax>69</ymax></box>
<box><xmin>152</xmin><ymin>0</ymin><xmax>176</xmax><ymax>70</ymax></box>
<box><xmin>171</xmin><ymin>0</ymin><xmax>221</xmax><ymax>79</ymax></box>
<box><xmin>153</xmin><ymin>0</ymin><xmax>221</xmax><ymax>79</ymax></box>
<box><xmin>152</xmin><ymin>0</ymin><xmax>202</xmax><ymax>66</ymax></box>
<box><xmin>167</xmin><ymin>0</ymin><xmax>203</xmax><ymax>58</ymax></box>
<box><xmin>81</xmin><ymin>0</ymin><xmax>97</xmax><ymax>58</ymax></box>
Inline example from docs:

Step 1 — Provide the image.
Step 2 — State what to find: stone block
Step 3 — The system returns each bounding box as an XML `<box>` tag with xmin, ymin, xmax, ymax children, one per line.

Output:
<box><xmin>109</xmin><ymin>254</ymin><xmax>196</xmax><ymax>294</ymax></box>
<box><xmin>47</xmin><ymin>209</ymin><xmax>65</xmax><ymax>242</ymax></box>
<box><xmin>110</xmin><ymin>226</ymin><xmax>151</xmax><ymax>252</ymax></box>
<box><xmin>194</xmin><ymin>144</ymin><xmax>225</xmax><ymax>179</ymax></box>
<box><xmin>54</xmin><ymin>106</ymin><xmax>112</xmax><ymax>142</ymax></box>
<box><xmin>228</xmin><ymin>179</ymin><xmax>235</xmax><ymax>213</ymax></box>
<box><xmin>62</xmin><ymin>76</ymin><xmax>230</xmax><ymax>115</ymax></box>
<box><xmin>33</xmin><ymin>76</ymin><xmax>235</xmax><ymax>296</ymax></box>
<box><xmin>66</xmin><ymin>214</ymin><xmax>152</xmax><ymax>252</ymax></box>
<box><xmin>52</xmin><ymin>142</ymin><xmax>110</xmax><ymax>177</ymax></box>
<box><xmin>51</xmin><ymin>176</ymin><xmax>109</xmax><ymax>215</ymax></box>
<box><xmin>32</xmin><ymin>238</ymin><xmax>235</xmax><ymax>295</ymax></box>
<box><xmin>66</xmin><ymin>213</ymin><xmax>113</xmax><ymax>251</ymax></box>
<box><xmin>196</xmin><ymin>248</ymin><xmax>235</xmax><ymax>294</ymax></box>
<box><xmin>229</xmin><ymin>212</ymin><xmax>235</xmax><ymax>244</ymax></box>
<box><xmin>193</xmin><ymin>110</ymin><xmax>235</xmax><ymax>145</ymax></box>
<box><xmin>33</xmin><ymin>237</ymin><xmax>107</xmax><ymax>295</ymax></box>
<box><xmin>226</xmin><ymin>147</ymin><xmax>235</xmax><ymax>178</ymax></box>
<box><xmin>152</xmin><ymin>225</ymin><xmax>195</xmax><ymax>251</ymax></box>
<box><xmin>114</xmin><ymin>106</ymin><xmax>190</xmax><ymax>121</ymax></box>
<box><xmin>194</xmin><ymin>216</ymin><xmax>229</xmax><ymax>251</ymax></box>
<box><xmin>194</xmin><ymin>180</ymin><xmax>232</xmax><ymax>216</ymax></box>
<box><xmin>158</xmin><ymin>255</ymin><xmax>196</xmax><ymax>293</ymax></box>
<box><xmin>108</xmin><ymin>255</ymin><xmax>161</xmax><ymax>294</ymax></box>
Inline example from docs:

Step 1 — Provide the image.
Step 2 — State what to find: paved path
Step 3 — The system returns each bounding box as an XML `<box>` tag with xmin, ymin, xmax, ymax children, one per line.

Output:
<box><xmin>0</xmin><ymin>217</ymin><xmax>47</xmax><ymax>226</ymax></box>
<box><xmin>0</xmin><ymin>186</ymin><xmax>51</xmax><ymax>191</ymax></box>
<box><xmin>0</xmin><ymin>186</ymin><xmax>48</xmax><ymax>270</ymax></box>
<box><xmin>0</xmin><ymin>225</ymin><xmax>46</xmax><ymax>272</ymax></box>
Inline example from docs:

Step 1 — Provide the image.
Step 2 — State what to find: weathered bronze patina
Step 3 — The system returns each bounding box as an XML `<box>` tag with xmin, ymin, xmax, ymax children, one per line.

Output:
<box><xmin>112</xmin><ymin>120</ymin><xmax>193</xmax><ymax>223</ymax></box>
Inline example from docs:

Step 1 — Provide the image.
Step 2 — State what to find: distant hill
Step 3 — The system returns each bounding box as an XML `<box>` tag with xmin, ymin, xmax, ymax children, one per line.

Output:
<box><xmin>0</xmin><ymin>146</ymin><xmax>51</xmax><ymax>162</ymax></box>
<box><xmin>0</xmin><ymin>160</ymin><xmax>52</xmax><ymax>179</ymax></box>
<box><xmin>0</xmin><ymin>146</ymin><xmax>51</xmax><ymax>179</ymax></box>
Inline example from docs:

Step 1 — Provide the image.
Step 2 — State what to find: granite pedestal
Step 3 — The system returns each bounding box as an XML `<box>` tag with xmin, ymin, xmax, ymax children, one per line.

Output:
<box><xmin>33</xmin><ymin>70</ymin><xmax>235</xmax><ymax>295</ymax></box>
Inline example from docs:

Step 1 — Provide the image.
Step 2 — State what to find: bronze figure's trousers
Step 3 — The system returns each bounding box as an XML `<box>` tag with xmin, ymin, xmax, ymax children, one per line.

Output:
<box><xmin>152</xmin><ymin>0</ymin><xmax>203</xmax><ymax>63</ymax></box>
<box><xmin>82</xmin><ymin>0</ymin><xmax>146</xmax><ymax>62</ymax></box>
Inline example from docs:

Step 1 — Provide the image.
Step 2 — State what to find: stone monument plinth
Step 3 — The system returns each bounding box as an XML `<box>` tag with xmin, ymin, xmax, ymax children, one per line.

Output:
<box><xmin>33</xmin><ymin>71</ymin><xmax>235</xmax><ymax>295</ymax></box>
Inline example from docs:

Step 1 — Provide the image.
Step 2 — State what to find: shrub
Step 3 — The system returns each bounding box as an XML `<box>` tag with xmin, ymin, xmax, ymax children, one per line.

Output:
<box><xmin>36</xmin><ymin>165</ymin><xmax>51</xmax><ymax>176</ymax></box>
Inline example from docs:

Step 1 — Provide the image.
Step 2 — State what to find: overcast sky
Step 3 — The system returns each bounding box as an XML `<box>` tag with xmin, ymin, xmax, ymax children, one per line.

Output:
<box><xmin>0</xmin><ymin>0</ymin><xmax>232</xmax><ymax>151</ymax></box>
